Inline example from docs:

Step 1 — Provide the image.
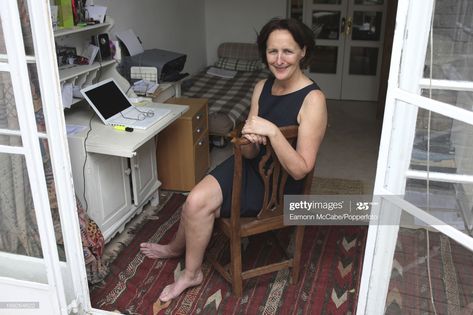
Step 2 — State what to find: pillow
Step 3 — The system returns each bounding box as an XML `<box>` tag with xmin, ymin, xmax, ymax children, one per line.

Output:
<box><xmin>214</xmin><ymin>57</ymin><xmax>262</xmax><ymax>72</ymax></box>
<box><xmin>217</xmin><ymin>42</ymin><xmax>259</xmax><ymax>60</ymax></box>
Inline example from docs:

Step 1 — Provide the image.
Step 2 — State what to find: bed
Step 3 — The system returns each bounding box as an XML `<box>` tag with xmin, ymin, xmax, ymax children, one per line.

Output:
<box><xmin>181</xmin><ymin>42</ymin><xmax>269</xmax><ymax>144</ymax></box>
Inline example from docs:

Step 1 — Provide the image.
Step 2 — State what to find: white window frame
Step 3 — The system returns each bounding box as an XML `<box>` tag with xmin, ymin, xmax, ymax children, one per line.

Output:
<box><xmin>356</xmin><ymin>0</ymin><xmax>473</xmax><ymax>313</ymax></box>
<box><xmin>0</xmin><ymin>1</ymin><xmax>103</xmax><ymax>313</ymax></box>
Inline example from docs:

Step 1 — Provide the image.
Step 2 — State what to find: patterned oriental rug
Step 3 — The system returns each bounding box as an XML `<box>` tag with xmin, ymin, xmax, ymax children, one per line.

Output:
<box><xmin>90</xmin><ymin>193</ymin><xmax>368</xmax><ymax>315</ymax></box>
<box><xmin>386</xmin><ymin>228</ymin><xmax>473</xmax><ymax>315</ymax></box>
<box><xmin>311</xmin><ymin>177</ymin><xmax>365</xmax><ymax>195</ymax></box>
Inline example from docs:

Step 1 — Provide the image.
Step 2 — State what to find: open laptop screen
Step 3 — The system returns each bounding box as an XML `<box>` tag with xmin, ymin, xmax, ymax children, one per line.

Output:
<box><xmin>82</xmin><ymin>80</ymin><xmax>131</xmax><ymax>119</ymax></box>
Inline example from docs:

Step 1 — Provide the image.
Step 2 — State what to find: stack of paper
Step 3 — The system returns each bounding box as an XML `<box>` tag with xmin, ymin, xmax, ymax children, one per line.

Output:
<box><xmin>84</xmin><ymin>44</ymin><xmax>99</xmax><ymax>65</ymax></box>
<box><xmin>132</xmin><ymin>79</ymin><xmax>159</xmax><ymax>95</ymax></box>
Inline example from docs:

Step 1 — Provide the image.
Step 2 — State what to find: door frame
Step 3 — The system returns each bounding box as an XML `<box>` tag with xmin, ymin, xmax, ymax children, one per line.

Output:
<box><xmin>301</xmin><ymin>0</ymin><xmax>387</xmax><ymax>101</ymax></box>
<box><xmin>339</xmin><ymin>1</ymin><xmax>386</xmax><ymax>100</ymax></box>
<box><xmin>303</xmin><ymin>0</ymin><xmax>347</xmax><ymax>99</ymax></box>
<box><xmin>356</xmin><ymin>0</ymin><xmax>473</xmax><ymax>313</ymax></box>
<box><xmin>0</xmin><ymin>1</ymin><xmax>94</xmax><ymax>313</ymax></box>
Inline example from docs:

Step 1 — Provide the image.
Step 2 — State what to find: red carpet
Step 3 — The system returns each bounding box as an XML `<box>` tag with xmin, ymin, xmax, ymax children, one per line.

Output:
<box><xmin>90</xmin><ymin>193</ymin><xmax>367</xmax><ymax>314</ymax></box>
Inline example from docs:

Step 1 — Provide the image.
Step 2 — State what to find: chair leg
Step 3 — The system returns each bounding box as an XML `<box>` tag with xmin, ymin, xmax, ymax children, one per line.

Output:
<box><xmin>291</xmin><ymin>225</ymin><xmax>305</xmax><ymax>284</ymax></box>
<box><xmin>230</xmin><ymin>235</ymin><xmax>243</xmax><ymax>297</ymax></box>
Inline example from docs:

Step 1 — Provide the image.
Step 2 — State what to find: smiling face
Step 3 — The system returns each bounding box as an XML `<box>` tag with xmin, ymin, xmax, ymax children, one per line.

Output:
<box><xmin>265</xmin><ymin>29</ymin><xmax>306</xmax><ymax>82</ymax></box>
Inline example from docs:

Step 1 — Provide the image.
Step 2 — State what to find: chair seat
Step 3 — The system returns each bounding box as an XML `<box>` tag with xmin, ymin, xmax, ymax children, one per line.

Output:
<box><xmin>216</xmin><ymin>216</ymin><xmax>285</xmax><ymax>238</ymax></box>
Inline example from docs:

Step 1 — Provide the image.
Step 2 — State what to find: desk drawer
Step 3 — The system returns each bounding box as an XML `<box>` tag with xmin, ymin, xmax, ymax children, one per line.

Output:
<box><xmin>192</xmin><ymin>119</ymin><xmax>207</xmax><ymax>144</ymax></box>
<box><xmin>158</xmin><ymin>97</ymin><xmax>210</xmax><ymax>191</ymax></box>
<box><xmin>194</xmin><ymin>131</ymin><xmax>210</xmax><ymax>183</ymax></box>
<box><xmin>191</xmin><ymin>107</ymin><xmax>207</xmax><ymax>141</ymax></box>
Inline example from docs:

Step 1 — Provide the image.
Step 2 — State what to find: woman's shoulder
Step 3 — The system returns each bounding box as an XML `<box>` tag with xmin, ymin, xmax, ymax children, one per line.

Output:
<box><xmin>302</xmin><ymin>87</ymin><xmax>326</xmax><ymax>112</ymax></box>
<box><xmin>298</xmin><ymin>88</ymin><xmax>327</xmax><ymax>125</ymax></box>
<box><xmin>254</xmin><ymin>78</ymin><xmax>269</xmax><ymax>93</ymax></box>
<box><xmin>306</xmin><ymin>88</ymin><xmax>325</xmax><ymax>104</ymax></box>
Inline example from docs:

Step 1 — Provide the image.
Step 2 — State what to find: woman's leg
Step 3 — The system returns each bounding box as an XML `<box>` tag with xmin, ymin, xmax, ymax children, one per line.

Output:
<box><xmin>140</xmin><ymin>220</ymin><xmax>186</xmax><ymax>259</ymax></box>
<box><xmin>142</xmin><ymin>175</ymin><xmax>223</xmax><ymax>301</ymax></box>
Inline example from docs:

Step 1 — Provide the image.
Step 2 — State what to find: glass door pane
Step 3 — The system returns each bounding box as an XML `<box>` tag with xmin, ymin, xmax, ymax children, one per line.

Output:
<box><xmin>340</xmin><ymin>0</ymin><xmax>385</xmax><ymax>100</ymax></box>
<box><xmin>348</xmin><ymin>46</ymin><xmax>378</xmax><ymax>75</ymax></box>
<box><xmin>424</xmin><ymin>0</ymin><xmax>473</xmax><ymax>81</ymax></box>
<box><xmin>289</xmin><ymin>0</ymin><xmax>304</xmax><ymax>21</ymax></box>
<box><xmin>385</xmin><ymin>201</ymin><xmax>473</xmax><ymax>314</ymax></box>
<box><xmin>410</xmin><ymin>109</ymin><xmax>473</xmax><ymax>176</ymax></box>
<box><xmin>352</xmin><ymin>11</ymin><xmax>382</xmax><ymax>41</ymax></box>
<box><xmin>305</xmin><ymin>0</ymin><xmax>346</xmax><ymax>98</ymax></box>
<box><xmin>0</xmin><ymin>6</ymin><xmax>64</xmax><ymax>265</ymax></box>
<box><xmin>314</xmin><ymin>0</ymin><xmax>341</xmax><ymax>4</ymax></box>
<box><xmin>311</xmin><ymin>46</ymin><xmax>338</xmax><ymax>73</ymax></box>
<box><xmin>312</xmin><ymin>10</ymin><xmax>341</xmax><ymax>39</ymax></box>
<box><xmin>355</xmin><ymin>0</ymin><xmax>384</xmax><ymax>5</ymax></box>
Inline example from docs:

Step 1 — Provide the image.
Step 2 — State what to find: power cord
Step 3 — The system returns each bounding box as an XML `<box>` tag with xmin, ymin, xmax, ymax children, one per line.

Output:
<box><xmin>81</xmin><ymin>111</ymin><xmax>95</xmax><ymax>213</ymax></box>
<box><xmin>426</xmin><ymin>1</ymin><xmax>438</xmax><ymax>314</ymax></box>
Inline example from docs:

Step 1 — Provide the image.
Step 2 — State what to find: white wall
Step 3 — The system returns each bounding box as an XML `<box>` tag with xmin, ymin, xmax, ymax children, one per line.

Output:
<box><xmin>92</xmin><ymin>0</ymin><xmax>207</xmax><ymax>74</ymax></box>
<box><xmin>89</xmin><ymin>1</ymin><xmax>286</xmax><ymax>74</ymax></box>
<box><xmin>204</xmin><ymin>0</ymin><xmax>287</xmax><ymax>64</ymax></box>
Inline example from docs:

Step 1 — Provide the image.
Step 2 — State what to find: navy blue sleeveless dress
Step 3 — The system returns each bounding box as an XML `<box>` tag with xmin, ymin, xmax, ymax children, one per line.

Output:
<box><xmin>210</xmin><ymin>77</ymin><xmax>321</xmax><ymax>217</ymax></box>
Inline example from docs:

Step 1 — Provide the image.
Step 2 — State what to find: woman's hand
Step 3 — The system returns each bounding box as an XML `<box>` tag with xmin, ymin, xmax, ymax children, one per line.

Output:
<box><xmin>242</xmin><ymin>133</ymin><xmax>267</xmax><ymax>145</ymax></box>
<box><xmin>241</xmin><ymin>116</ymin><xmax>277</xmax><ymax>140</ymax></box>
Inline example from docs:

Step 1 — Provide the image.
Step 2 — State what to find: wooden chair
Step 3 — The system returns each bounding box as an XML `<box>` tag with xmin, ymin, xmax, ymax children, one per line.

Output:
<box><xmin>208</xmin><ymin>125</ymin><xmax>315</xmax><ymax>297</ymax></box>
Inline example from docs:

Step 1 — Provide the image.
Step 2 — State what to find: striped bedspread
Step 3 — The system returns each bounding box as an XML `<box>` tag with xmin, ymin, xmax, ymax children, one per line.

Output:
<box><xmin>182</xmin><ymin>69</ymin><xmax>269</xmax><ymax>130</ymax></box>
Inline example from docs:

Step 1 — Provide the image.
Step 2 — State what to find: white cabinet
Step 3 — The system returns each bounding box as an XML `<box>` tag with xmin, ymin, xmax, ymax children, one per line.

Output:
<box><xmin>131</xmin><ymin>139</ymin><xmax>159</xmax><ymax>206</ymax></box>
<box><xmin>67</xmin><ymin>131</ymin><xmax>158</xmax><ymax>242</ymax></box>
<box><xmin>65</xmin><ymin>102</ymin><xmax>187</xmax><ymax>242</ymax></box>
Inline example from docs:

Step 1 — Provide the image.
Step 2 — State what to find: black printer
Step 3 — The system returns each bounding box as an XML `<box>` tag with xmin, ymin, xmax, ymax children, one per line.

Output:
<box><xmin>121</xmin><ymin>48</ymin><xmax>187</xmax><ymax>83</ymax></box>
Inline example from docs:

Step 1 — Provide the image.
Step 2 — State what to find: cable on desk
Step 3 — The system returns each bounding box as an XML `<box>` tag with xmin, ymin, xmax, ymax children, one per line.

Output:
<box><xmin>82</xmin><ymin>111</ymin><xmax>95</xmax><ymax>213</ymax></box>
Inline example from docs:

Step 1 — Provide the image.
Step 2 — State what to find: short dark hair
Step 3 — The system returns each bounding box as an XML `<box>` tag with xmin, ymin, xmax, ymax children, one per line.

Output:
<box><xmin>257</xmin><ymin>17</ymin><xmax>315</xmax><ymax>69</ymax></box>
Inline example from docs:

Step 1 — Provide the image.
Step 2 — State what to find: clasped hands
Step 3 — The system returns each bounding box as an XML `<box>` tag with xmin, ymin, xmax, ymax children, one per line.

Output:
<box><xmin>241</xmin><ymin>116</ymin><xmax>277</xmax><ymax>146</ymax></box>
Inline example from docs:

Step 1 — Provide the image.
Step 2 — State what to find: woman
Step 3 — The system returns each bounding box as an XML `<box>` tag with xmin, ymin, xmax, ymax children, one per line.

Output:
<box><xmin>140</xmin><ymin>17</ymin><xmax>327</xmax><ymax>302</ymax></box>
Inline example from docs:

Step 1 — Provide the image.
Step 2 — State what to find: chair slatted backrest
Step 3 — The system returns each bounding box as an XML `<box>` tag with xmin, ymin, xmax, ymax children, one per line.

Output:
<box><xmin>231</xmin><ymin>125</ymin><xmax>313</xmax><ymax>220</ymax></box>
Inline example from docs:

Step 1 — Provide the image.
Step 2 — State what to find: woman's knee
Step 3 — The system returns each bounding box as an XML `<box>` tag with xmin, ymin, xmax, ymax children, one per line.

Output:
<box><xmin>182</xmin><ymin>178</ymin><xmax>221</xmax><ymax>218</ymax></box>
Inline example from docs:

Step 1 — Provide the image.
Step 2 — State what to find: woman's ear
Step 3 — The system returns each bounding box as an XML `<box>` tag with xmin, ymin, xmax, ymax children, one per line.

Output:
<box><xmin>301</xmin><ymin>47</ymin><xmax>306</xmax><ymax>58</ymax></box>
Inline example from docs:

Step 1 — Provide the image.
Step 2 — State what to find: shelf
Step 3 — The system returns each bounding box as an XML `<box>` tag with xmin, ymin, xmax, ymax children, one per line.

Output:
<box><xmin>59</xmin><ymin>59</ymin><xmax>116</xmax><ymax>81</ymax></box>
<box><xmin>54</xmin><ymin>22</ymin><xmax>111</xmax><ymax>38</ymax></box>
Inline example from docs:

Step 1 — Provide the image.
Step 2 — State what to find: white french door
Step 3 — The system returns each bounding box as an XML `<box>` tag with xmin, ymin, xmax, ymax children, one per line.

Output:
<box><xmin>302</xmin><ymin>0</ymin><xmax>386</xmax><ymax>101</ymax></box>
<box><xmin>0</xmin><ymin>1</ymin><xmax>93</xmax><ymax>314</ymax></box>
<box><xmin>357</xmin><ymin>0</ymin><xmax>473</xmax><ymax>313</ymax></box>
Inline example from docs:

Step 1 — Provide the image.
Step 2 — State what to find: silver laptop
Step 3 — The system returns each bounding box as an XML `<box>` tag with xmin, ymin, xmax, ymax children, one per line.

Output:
<box><xmin>80</xmin><ymin>78</ymin><xmax>171</xmax><ymax>130</ymax></box>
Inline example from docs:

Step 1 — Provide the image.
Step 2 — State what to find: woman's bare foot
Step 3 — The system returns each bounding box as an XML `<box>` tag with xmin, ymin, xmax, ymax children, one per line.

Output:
<box><xmin>159</xmin><ymin>269</ymin><xmax>204</xmax><ymax>302</ymax></box>
<box><xmin>139</xmin><ymin>243</ymin><xmax>183</xmax><ymax>259</ymax></box>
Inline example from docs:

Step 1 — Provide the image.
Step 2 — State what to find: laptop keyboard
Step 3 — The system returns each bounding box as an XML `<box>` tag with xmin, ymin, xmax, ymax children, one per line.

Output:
<box><xmin>111</xmin><ymin>107</ymin><xmax>171</xmax><ymax>130</ymax></box>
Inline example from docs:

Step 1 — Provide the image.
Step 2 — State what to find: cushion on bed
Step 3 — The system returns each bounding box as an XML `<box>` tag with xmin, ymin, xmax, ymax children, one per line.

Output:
<box><xmin>214</xmin><ymin>57</ymin><xmax>262</xmax><ymax>72</ymax></box>
<box><xmin>217</xmin><ymin>42</ymin><xmax>260</xmax><ymax>60</ymax></box>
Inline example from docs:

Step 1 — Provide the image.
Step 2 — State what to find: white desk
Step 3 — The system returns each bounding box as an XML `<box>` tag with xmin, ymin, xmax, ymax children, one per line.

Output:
<box><xmin>65</xmin><ymin>102</ymin><xmax>188</xmax><ymax>157</ymax></box>
<box><xmin>65</xmin><ymin>102</ymin><xmax>188</xmax><ymax>242</ymax></box>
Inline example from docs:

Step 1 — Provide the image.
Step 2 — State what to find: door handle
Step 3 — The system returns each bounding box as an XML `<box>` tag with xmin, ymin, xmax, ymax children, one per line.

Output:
<box><xmin>345</xmin><ymin>17</ymin><xmax>353</xmax><ymax>36</ymax></box>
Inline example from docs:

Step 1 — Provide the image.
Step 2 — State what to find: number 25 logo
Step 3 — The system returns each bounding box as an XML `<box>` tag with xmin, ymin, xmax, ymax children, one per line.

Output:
<box><xmin>356</xmin><ymin>202</ymin><xmax>369</xmax><ymax>211</ymax></box>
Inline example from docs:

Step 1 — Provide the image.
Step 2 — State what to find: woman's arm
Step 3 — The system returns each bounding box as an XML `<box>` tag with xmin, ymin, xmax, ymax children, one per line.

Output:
<box><xmin>240</xmin><ymin>79</ymin><xmax>267</xmax><ymax>159</ymax></box>
<box><xmin>242</xmin><ymin>89</ymin><xmax>327</xmax><ymax>180</ymax></box>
